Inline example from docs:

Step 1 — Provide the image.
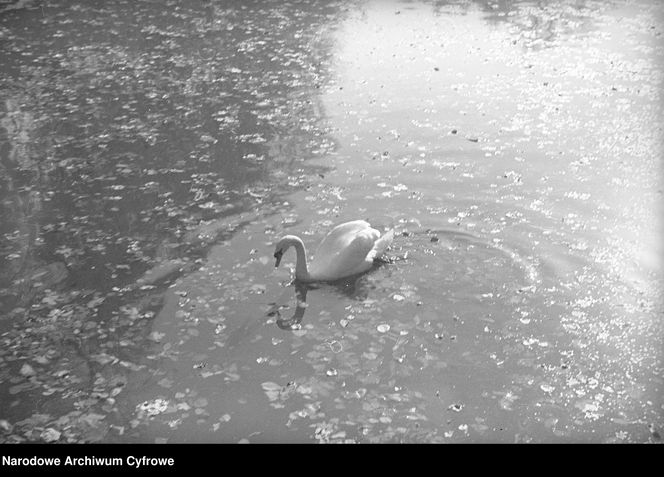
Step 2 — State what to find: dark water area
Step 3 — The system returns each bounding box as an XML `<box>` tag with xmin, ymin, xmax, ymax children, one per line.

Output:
<box><xmin>0</xmin><ymin>0</ymin><xmax>662</xmax><ymax>443</ymax></box>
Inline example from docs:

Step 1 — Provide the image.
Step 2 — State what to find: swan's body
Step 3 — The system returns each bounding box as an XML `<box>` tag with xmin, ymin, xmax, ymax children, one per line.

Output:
<box><xmin>273</xmin><ymin>220</ymin><xmax>394</xmax><ymax>282</ymax></box>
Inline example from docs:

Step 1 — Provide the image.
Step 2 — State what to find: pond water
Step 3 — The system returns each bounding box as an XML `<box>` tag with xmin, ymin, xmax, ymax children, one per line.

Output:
<box><xmin>0</xmin><ymin>0</ymin><xmax>662</xmax><ymax>443</ymax></box>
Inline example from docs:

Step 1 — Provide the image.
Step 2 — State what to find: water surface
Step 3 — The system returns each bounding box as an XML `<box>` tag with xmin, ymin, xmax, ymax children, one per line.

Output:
<box><xmin>0</xmin><ymin>0</ymin><xmax>662</xmax><ymax>443</ymax></box>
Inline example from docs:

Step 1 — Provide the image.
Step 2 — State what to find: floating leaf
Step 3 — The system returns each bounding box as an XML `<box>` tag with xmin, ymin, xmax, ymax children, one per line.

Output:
<box><xmin>377</xmin><ymin>324</ymin><xmax>390</xmax><ymax>333</ymax></box>
<box><xmin>40</xmin><ymin>428</ymin><xmax>61</xmax><ymax>443</ymax></box>
<box><xmin>20</xmin><ymin>364</ymin><xmax>36</xmax><ymax>377</ymax></box>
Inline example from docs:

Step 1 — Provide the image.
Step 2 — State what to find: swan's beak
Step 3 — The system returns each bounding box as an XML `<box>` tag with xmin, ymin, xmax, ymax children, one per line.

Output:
<box><xmin>274</xmin><ymin>250</ymin><xmax>283</xmax><ymax>268</ymax></box>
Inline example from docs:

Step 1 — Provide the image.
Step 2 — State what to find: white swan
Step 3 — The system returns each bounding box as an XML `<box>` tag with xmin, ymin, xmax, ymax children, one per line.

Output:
<box><xmin>273</xmin><ymin>220</ymin><xmax>394</xmax><ymax>282</ymax></box>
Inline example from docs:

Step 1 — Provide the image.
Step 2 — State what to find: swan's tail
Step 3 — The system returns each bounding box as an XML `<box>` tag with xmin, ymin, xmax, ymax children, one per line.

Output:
<box><xmin>369</xmin><ymin>228</ymin><xmax>394</xmax><ymax>261</ymax></box>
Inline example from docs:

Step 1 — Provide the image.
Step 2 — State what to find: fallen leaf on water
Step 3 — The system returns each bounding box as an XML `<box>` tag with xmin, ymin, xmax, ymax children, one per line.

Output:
<box><xmin>41</xmin><ymin>428</ymin><xmax>61</xmax><ymax>443</ymax></box>
<box><xmin>20</xmin><ymin>364</ymin><xmax>36</xmax><ymax>377</ymax></box>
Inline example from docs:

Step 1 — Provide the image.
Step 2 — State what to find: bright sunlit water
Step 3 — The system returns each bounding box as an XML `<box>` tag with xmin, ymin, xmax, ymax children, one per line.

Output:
<box><xmin>1</xmin><ymin>0</ymin><xmax>662</xmax><ymax>443</ymax></box>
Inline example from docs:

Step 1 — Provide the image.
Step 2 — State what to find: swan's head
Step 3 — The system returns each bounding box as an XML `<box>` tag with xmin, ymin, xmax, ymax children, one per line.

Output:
<box><xmin>273</xmin><ymin>237</ymin><xmax>290</xmax><ymax>268</ymax></box>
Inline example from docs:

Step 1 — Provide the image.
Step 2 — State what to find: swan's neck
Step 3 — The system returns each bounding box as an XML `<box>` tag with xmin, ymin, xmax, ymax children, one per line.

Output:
<box><xmin>285</xmin><ymin>236</ymin><xmax>311</xmax><ymax>281</ymax></box>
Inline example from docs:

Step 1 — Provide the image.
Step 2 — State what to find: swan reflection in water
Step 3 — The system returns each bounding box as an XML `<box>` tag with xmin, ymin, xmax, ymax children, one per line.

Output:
<box><xmin>270</xmin><ymin>280</ymin><xmax>309</xmax><ymax>330</ymax></box>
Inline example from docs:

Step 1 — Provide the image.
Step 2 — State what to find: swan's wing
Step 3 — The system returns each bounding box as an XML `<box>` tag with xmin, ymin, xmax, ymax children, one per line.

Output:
<box><xmin>309</xmin><ymin>221</ymin><xmax>379</xmax><ymax>279</ymax></box>
<box><xmin>312</xmin><ymin>220</ymin><xmax>372</xmax><ymax>258</ymax></box>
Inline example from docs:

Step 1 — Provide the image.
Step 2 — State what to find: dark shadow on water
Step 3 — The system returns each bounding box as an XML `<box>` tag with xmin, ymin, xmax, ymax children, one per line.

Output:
<box><xmin>0</xmin><ymin>0</ymin><xmax>351</xmax><ymax>441</ymax></box>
